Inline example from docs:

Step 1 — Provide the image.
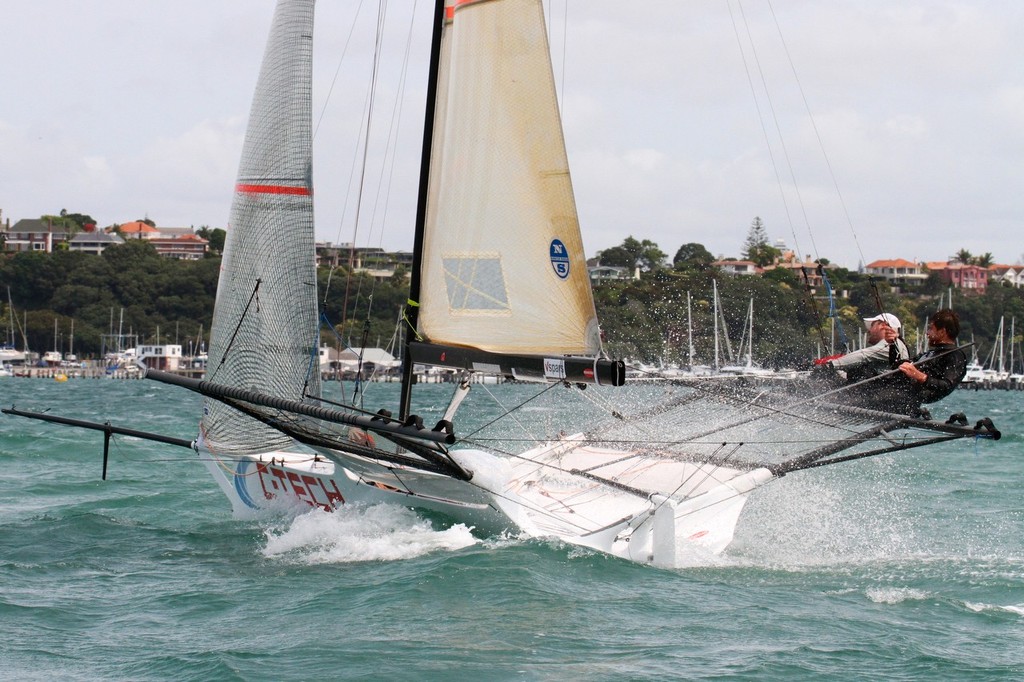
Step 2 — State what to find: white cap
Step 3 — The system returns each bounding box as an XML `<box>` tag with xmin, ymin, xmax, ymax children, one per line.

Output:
<box><xmin>863</xmin><ymin>313</ymin><xmax>901</xmax><ymax>333</ymax></box>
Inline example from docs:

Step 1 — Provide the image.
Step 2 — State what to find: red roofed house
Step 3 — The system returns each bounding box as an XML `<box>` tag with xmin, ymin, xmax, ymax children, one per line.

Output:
<box><xmin>863</xmin><ymin>259</ymin><xmax>927</xmax><ymax>288</ymax></box>
<box><xmin>763</xmin><ymin>252</ymin><xmax>825</xmax><ymax>288</ymax></box>
<box><xmin>109</xmin><ymin>222</ymin><xmax>209</xmax><ymax>260</ymax></box>
<box><xmin>924</xmin><ymin>261</ymin><xmax>988</xmax><ymax>292</ymax></box>
<box><xmin>150</xmin><ymin>232</ymin><xmax>209</xmax><ymax>260</ymax></box>
<box><xmin>116</xmin><ymin>220</ymin><xmax>161</xmax><ymax>240</ymax></box>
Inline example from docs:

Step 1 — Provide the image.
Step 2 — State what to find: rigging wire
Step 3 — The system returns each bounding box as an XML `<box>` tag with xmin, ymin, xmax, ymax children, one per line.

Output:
<box><xmin>467</xmin><ymin>380</ymin><xmax>565</xmax><ymax>443</ymax></box>
<box><xmin>337</xmin><ymin>0</ymin><xmax>389</xmax><ymax>334</ymax></box>
<box><xmin>764</xmin><ymin>0</ymin><xmax>868</xmax><ymax>271</ymax></box>
<box><xmin>725</xmin><ymin>0</ymin><xmax>805</xmax><ymax>262</ymax></box>
<box><xmin>730</xmin><ymin>0</ymin><xmax>898</xmax><ymax>347</ymax></box>
<box><xmin>320</xmin><ymin>0</ymin><xmax>419</xmax><ymax>388</ymax></box>
<box><xmin>313</xmin><ymin>0</ymin><xmax>368</xmax><ymax>140</ymax></box>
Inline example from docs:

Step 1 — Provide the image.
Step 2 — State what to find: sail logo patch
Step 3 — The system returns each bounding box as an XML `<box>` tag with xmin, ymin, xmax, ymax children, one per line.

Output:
<box><xmin>549</xmin><ymin>239</ymin><xmax>570</xmax><ymax>279</ymax></box>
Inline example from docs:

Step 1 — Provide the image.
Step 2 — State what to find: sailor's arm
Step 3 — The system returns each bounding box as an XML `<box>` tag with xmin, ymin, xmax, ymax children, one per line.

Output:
<box><xmin>831</xmin><ymin>341</ymin><xmax>889</xmax><ymax>368</ymax></box>
<box><xmin>897</xmin><ymin>352</ymin><xmax>965</xmax><ymax>401</ymax></box>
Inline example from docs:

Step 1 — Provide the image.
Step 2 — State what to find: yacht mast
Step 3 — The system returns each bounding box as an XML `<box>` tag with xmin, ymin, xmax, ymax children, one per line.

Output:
<box><xmin>399</xmin><ymin>0</ymin><xmax>446</xmax><ymax>420</ymax></box>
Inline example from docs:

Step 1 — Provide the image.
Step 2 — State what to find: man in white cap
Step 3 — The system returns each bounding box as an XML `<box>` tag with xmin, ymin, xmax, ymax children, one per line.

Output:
<box><xmin>825</xmin><ymin>312</ymin><xmax>909</xmax><ymax>383</ymax></box>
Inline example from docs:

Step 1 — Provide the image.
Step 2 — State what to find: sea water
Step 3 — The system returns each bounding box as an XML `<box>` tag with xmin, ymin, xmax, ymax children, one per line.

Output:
<box><xmin>1</xmin><ymin>378</ymin><xmax>1022</xmax><ymax>680</ymax></box>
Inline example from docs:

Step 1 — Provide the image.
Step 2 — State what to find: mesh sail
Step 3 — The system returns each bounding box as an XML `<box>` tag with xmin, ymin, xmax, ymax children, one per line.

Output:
<box><xmin>201</xmin><ymin>0</ymin><xmax>320</xmax><ymax>456</ymax></box>
<box><xmin>418</xmin><ymin>0</ymin><xmax>601</xmax><ymax>356</ymax></box>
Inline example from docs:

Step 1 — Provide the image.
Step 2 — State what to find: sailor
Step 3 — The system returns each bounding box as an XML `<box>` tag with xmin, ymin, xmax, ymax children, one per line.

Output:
<box><xmin>851</xmin><ymin>308</ymin><xmax>968</xmax><ymax>415</ymax></box>
<box><xmin>892</xmin><ymin>309</ymin><xmax>968</xmax><ymax>405</ymax></box>
<box><xmin>826</xmin><ymin>312</ymin><xmax>910</xmax><ymax>383</ymax></box>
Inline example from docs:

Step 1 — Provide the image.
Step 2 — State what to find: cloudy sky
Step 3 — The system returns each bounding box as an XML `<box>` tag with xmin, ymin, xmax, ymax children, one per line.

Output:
<box><xmin>2</xmin><ymin>1</ymin><xmax>1021</xmax><ymax>268</ymax></box>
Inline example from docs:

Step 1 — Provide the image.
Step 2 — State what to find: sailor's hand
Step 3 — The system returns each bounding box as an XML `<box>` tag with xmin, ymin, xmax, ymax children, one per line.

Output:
<box><xmin>810</xmin><ymin>361</ymin><xmax>835</xmax><ymax>377</ymax></box>
<box><xmin>898</xmin><ymin>361</ymin><xmax>927</xmax><ymax>383</ymax></box>
<box><xmin>883</xmin><ymin>326</ymin><xmax>899</xmax><ymax>344</ymax></box>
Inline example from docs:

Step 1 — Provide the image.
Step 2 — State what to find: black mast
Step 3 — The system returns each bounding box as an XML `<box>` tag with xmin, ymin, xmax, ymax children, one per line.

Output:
<box><xmin>399</xmin><ymin>0</ymin><xmax>446</xmax><ymax>421</ymax></box>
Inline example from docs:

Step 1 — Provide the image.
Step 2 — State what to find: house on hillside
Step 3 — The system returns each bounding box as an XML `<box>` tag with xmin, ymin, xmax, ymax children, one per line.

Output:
<box><xmin>713</xmin><ymin>259</ymin><xmax>761</xmax><ymax>276</ymax></box>
<box><xmin>989</xmin><ymin>264</ymin><xmax>1024</xmax><ymax>288</ymax></box>
<box><xmin>314</xmin><ymin>243</ymin><xmax>413</xmax><ymax>279</ymax></box>
<box><xmin>150</xmin><ymin>233</ymin><xmax>209</xmax><ymax>260</ymax></box>
<box><xmin>924</xmin><ymin>261</ymin><xmax>989</xmax><ymax>292</ymax></box>
<box><xmin>115</xmin><ymin>221</ymin><xmax>161</xmax><ymax>240</ymax></box>
<box><xmin>110</xmin><ymin>222</ymin><xmax>208</xmax><ymax>259</ymax></box>
<box><xmin>763</xmin><ymin>252</ymin><xmax>826</xmax><ymax>288</ymax></box>
<box><xmin>3</xmin><ymin>218</ymin><xmax>70</xmax><ymax>252</ymax></box>
<box><xmin>588</xmin><ymin>265</ymin><xmax>632</xmax><ymax>282</ymax></box>
<box><xmin>864</xmin><ymin>258</ymin><xmax>928</xmax><ymax>289</ymax></box>
<box><xmin>69</xmin><ymin>230</ymin><xmax>124</xmax><ymax>255</ymax></box>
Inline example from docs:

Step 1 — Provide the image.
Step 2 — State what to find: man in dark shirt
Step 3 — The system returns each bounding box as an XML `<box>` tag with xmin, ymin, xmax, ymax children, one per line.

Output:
<box><xmin>864</xmin><ymin>308</ymin><xmax>967</xmax><ymax>414</ymax></box>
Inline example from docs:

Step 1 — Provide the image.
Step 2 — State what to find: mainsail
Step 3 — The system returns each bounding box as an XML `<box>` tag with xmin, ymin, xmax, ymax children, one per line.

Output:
<box><xmin>201</xmin><ymin>0</ymin><xmax>320</xmax><ymax>456</ymax></box>
<box><xmin>417</xmin><ymin>0</ymin><xmax>601</xmax><ymax>356</ymax></box>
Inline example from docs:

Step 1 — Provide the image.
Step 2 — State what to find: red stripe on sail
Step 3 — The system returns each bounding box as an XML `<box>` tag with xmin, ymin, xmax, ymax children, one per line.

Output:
<box><xmin>235</xmin><ymin>184</ymin><xmax>311</xmax><ymax>196</ymax></box>
<box><xmin>451</xmin><ymin>0</ymin><xmax>486</xmax><ymax>17</ymax></box>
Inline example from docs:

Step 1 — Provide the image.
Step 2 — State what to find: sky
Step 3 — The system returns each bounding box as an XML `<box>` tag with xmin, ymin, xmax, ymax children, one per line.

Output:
<box><xmin>1</xmin><ymin>1</ymin><xmax>1022</xmax><ymax>269</ymax></box>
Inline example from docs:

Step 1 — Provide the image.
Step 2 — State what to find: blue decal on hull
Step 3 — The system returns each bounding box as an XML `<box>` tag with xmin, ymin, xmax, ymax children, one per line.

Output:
<box><xmin>234</xmin><ymin>459</ymin><xmax>259</xmax><ymax>509</ymax></box>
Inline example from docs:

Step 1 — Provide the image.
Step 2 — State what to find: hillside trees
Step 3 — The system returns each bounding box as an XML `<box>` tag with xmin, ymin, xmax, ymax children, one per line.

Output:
<box><xmin>0</xmin><ymin>241</ymin><xmax>219</xmax><ymax>356</ymax></box>
<box><xmin>3</xmin><ymin>236</ymin><xmax>1022</xmax><ymax>368</ymax></box>
<box><xmin>597</xmin><ymin>236</ymin><xmax>667</xmax><ymax>271</ymax></box>
<box><xmin>673</xmin><ymin>243</ymin><xmax>715</xmax><ymax>272</ymax></box>
<box><xmin>197</xmin><ymin>226</ymin><xmax>226</xmax><ymax>254</ymax></box>
<box><xmin>593</xmin><ymin>263</ymin><xmax>819</xmax><ymax>368</ymax></box>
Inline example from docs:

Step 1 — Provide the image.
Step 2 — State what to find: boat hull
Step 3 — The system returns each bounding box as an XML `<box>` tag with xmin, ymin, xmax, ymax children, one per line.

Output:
<box><xmin>197</xmin><ymin>441</ymin><xmax>775</xmax><ymax>567</ymax></box>
<box><xmin>196</xmin><ymin>444</ymin><xmax>515</xmax><ymax>534</ymax></box>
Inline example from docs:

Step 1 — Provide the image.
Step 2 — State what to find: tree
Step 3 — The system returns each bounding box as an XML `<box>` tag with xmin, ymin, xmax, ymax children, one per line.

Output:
<box><xmin>741</xmin><ymin>217</ymin><xmax>782</xmax><ymax>267</ymax></box>
<box><xmin>596</xmin><ymin>245</ymin><xmax>633</xmax><ymax>269</ymax></box>
<box><xmin>672</xmin><ymin>242</ymin><xmax>715</xmax><ymax>272</ymax></box>
<box><xmin>597</xmin><ymin>236</ymin><xmax>667</xmax><ymax>272</ymax></box>
<box><xmin>745</xmin><ymin>243</ymin><xmax>782</xmax><ymax>267</ymax></box>
<box><xmin>955</xmin><ymin>248</ymin><xmax>973</xmax><ymax>265</ymax></box>
<box><xmin>197</xmin><ymin>226</ymin><xmax>226</xmax><ymax>254</ymax></box>
<box><xmin>975</xmin><ymin>252</ymin><xmax>994</xmax><ymax>267</ymax></box>
<box><xmin>742</xmin><ymin>217</ymin><xmax>769</xmax><ymax>257</ymax></box>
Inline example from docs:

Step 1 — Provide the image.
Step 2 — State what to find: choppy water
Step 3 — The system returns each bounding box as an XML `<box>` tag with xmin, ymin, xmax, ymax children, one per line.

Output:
<box><xmin>1</xmin><ymin>378</ymin><xmax>1022</xmax><ymax>680</ymax></box>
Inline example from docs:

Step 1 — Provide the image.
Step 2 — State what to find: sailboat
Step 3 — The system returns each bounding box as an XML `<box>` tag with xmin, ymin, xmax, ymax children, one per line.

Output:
<box><xmin>42</xmin><ymin>318</ymin><xmax>62</xmax><ymax>366</ymax></box>
<box><xmin>4</xmin><ymin>0</ymin><xmax>1001</xmax><ymax>567</ymax></box>
<box><xmin>0</xmin><ymin>287</ymin><xmax>26</xmax><ymax>371</ymax></box>
<box><xmin>719</xmin><ymin>297</ymin><xmax>774</xmax><ymax>377</ymax></box>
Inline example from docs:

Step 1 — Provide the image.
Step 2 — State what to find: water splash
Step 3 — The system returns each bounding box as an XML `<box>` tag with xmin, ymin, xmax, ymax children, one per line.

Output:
<box><xmin>261</xmin><ymin>503</ymin><xmax>477</xmax><ymax>564</ymax></box>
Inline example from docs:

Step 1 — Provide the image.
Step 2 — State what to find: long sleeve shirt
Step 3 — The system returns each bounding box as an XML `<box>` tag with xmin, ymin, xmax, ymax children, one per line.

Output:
<box><xmin>911</xmin><ymin>343</ymin><xmax>968</xmax><ymax>404</ymax></box>
<box><xmin>831</xmin><ymin>338</ymin><xmax>910</xmax><ymax>382</ymax></box>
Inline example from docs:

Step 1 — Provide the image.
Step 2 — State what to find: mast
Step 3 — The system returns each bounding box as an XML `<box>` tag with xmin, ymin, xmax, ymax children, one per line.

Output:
<box><xmin>1010</xmin><ymin>318</ymin><xmax>1016</xmax><ymax>375</ymax></box>
<box><xmin>998</xmin><ymin>316</ymin><xmax>1005</xmax><ymax>374</ymax></box>
<box><xmin>713</xmin><ymin>280</ymin><xmax>720</xmax><ymax>370</ymax></box>
<box><xmin>686</xmin><ymin>291</ymin><xmax>694</xmax><ymax>368</ymax></box>
<box><xmin>399</xmin><ymin>0</ymin><xmax>446</xmax><ymax>421</ymax></box>
<box><xmin>5</xmin><ymin>287</ymin><xmax>15</xmax><ymax>349</ymax></box>
<box><xmin>747</xmin><ymin>297</ymin><xmax>754</xmax><ymax>368</ymax></box>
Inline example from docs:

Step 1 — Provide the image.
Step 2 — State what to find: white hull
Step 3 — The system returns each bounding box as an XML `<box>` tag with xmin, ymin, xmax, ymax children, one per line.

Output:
<box><xmin>198</xmin><ymin>437</ymin><xmax>776</xmax><ymax>568</ymax></box>
<box><xmin>0</xmin><ymin>348</ymin><xmax>25</xmax><ymax>364</ymax></box>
